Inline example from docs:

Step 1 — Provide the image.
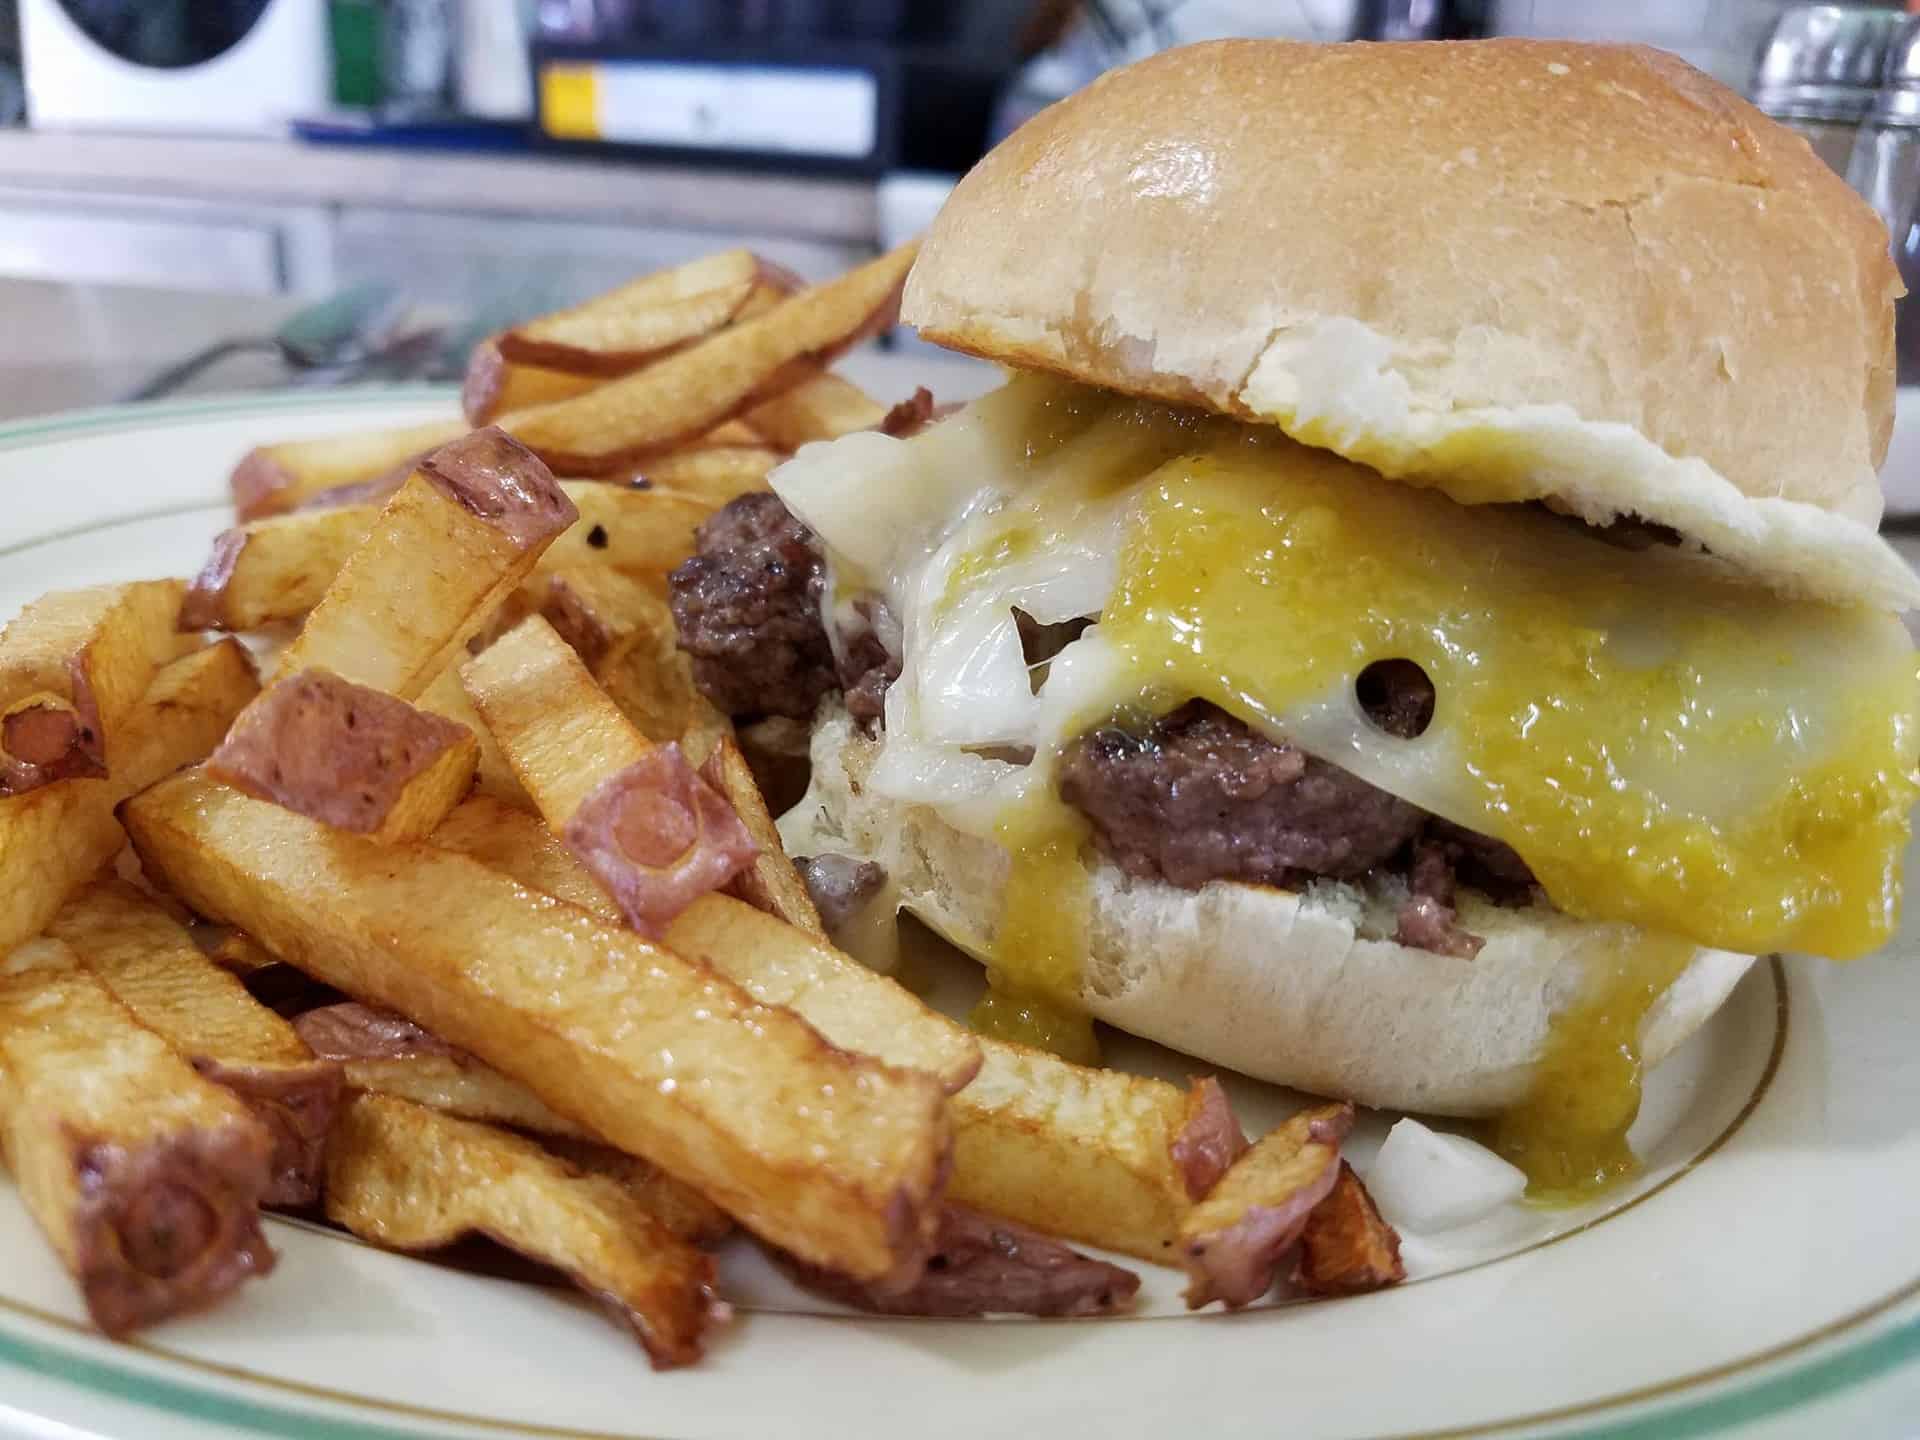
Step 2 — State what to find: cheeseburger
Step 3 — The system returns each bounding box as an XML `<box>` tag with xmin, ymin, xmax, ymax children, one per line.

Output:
<box><xmin>669</xmin><ymin>39</ymin><xmax>1920</xmax><ymax>1195</ymax></box>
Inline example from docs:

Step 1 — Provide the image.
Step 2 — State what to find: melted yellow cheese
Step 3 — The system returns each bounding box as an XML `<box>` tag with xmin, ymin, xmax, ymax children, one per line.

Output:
<box><xmin>775</xmin><ymin>379</ymin><xmax>1920</xmax><ymax>1195</ymax></box>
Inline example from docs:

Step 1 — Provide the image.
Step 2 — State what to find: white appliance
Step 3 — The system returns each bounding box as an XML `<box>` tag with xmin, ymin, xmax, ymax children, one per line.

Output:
<box><xmin>21</xmin><ymin>0</ymin><xmax>327</xmax><ymax>134</ymax></box>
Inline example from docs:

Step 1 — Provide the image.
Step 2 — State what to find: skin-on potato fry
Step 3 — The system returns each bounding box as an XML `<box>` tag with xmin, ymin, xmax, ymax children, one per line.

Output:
<box><xmin>699</xmin><ymin>735</ymin><xmax>825</xmax><ymax>937</ymax></box>
<box><xmin>296</xmin><ymin>1000</ymin><xmax>590</xmax><ymax>1139</ymax></box>
<box><xmin>0</xmin><ymin>639</ymin><xmax>258</xmax><ymax>958</ymax></box>
<box><xmin>1</xmin><ymin>581</ymin><xmax>191</xmax><ymax>792</ymax></box>
<box><xmin>1179</xmin><ymin>1102</ymin><xmax>1355</xmax><ymax>1309</ymax></box>
<box><xmin>619</xmin><ymin>448</ymin><xmax>782</xmax><ymax>507</ymax></box>
<box><xmin>429</xmin><ymin>796</ymin><xmax>979</xmax><ymax>1093</ymax></box>
<box><xmin>326</xmin><ymin>1095</ymin><xmax>727</xmax><ymax>1369</ymax></box>
<box><xmin>461</xmin><ymin>616</ymin><xmax>756</xmax><ymax>937</ymax></box>
<box><xmin>547</xmin><ymin>483</ymin><xmax>715</xmax><ymax>582</ymax></box>
<box><xmin>178</xmin><ymin>506</ymin><xmax>377</xmax><ymax>633</ymax></box>
<box><xmin>741</xmin><ymin>371</ymin><xmax>887</xmax><ymax>449</ymax></box>
<box><xmin>1292</xmin><ymin>1161</ymin><xmax>1405</xmax><ymax>1297</ymax></box>
<box><xmin>210</xmin><ymin>668</ymin><xmax>477</xmax><ymax>842</ymax></box>
<box><xmin>500</xmin><ymin>244</ymin><xmax>917</xmax><ymax>476</ymax></box>
<box><xmin>49</xmin><ymin>880</ymin><xmax>341</xmax><ymax>1208</ymax></box>
<box><xmin>125</xmin><ymin>771</ymin><xmax>952</xmax><ymax>1286</ymax></box>
<box><xmin>497</xmin><ymin>248</ymin><xmax>800</xmax><ymax>376</ymax></box>
<box><xmin>462</xmin><ymin>338</ymin><xmax>602</xmax><ymax>426</ymax></box>
<box><xmin>948</xmin><ymin>1037</ymin><xmax>1210</xmax><ymax>1263</ymax></box>
<box><xmin>0</xmin><ymin>937</ymin><xmax>275</xmax><ymax>1336</ymax></box>
<box><xmin>415</xmin><ymin>662</ymin><xmax>526</xmax><ymax>805</ymax></box>
<box><xmin>230</xmin><ymin>419</ymin><xmax>467</xmax><ymax>522</ymax></box>
<box><xmin>537</xmin><ymin>566</ymin><xmax>665</xmax><ymax>673</ymax></box>
<box><xmin>270</xmin><ymin>429</ymin><xmax>576</xmax><ymax>700</ymax></box>
<box><xmin>537</xmin><ymin>1135</ymin><xmax>735</xmax><ymax>1247</ymax></box>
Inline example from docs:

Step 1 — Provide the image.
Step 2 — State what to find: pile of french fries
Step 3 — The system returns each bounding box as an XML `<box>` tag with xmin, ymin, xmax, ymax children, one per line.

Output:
<box><xmin>0</xmin><ymin>246</ymin><xmax>1401</xmax><ymax>1367</ymax></box>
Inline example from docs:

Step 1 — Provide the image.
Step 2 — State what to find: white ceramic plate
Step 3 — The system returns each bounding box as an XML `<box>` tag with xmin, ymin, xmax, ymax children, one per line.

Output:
<box><xmin>2</xmin><ymin>391</ymin><xmax>1920</xmax><ymax>1440</ymax></box>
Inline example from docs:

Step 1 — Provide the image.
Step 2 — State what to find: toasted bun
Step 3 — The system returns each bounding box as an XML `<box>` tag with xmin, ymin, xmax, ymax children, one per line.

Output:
<box><xmin>796</xmin><ymin>708</ymin><xmax>1753</xmax><ymax>1115</ymax></box>
<box><xmin>904</xmin><ymin>40</ymin><xmax>1917</xmax><ymax>610</ymax></box>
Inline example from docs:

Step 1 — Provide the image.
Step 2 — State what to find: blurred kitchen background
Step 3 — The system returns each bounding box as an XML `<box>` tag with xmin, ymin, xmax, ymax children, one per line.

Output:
<box><xmin>8</xmin><ymin>0</ymin><xmax>1920</xmax><ymax>436</ymax></box>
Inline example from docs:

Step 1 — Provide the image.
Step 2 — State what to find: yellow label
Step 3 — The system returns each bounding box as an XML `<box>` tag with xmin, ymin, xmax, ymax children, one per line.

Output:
<box><xmin>541</xmin><ymin>64</ymin><xmax>601</xmax><ymax>141</ymax></box>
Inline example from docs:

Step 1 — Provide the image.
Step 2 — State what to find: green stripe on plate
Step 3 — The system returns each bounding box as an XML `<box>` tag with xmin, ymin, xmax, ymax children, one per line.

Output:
<box><xmin>0</xmin><ymin>387</ymin><xmax>457</xmax><ymax>455</ymax></box>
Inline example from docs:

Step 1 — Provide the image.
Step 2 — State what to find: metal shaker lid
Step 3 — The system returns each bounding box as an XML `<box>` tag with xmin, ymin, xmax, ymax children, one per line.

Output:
<box><xmin>1751</xmin><ymin>5</ymin><xmax>1904</xmax><ymax>123</ymax></box>
<box><xmin>1868</xmin><ymin>16</ymin><xmax>1920</xmax><ymax>125</ymax></box>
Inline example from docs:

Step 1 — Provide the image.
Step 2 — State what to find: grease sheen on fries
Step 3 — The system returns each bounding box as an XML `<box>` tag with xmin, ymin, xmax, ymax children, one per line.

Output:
<box><xmin>0</xmin><ymin>937</ymin><xmax>275</xmax><ymax>1336</ymax></box>
<box><xmin>326</xmin><ymin>1095</ymin><xmax>725</xmax><ymax>1369</ymax></box>
<box><xmin>125</xmin><ymin>771</ymin><xmax>952</xmax><ymax>1285</ymax></box>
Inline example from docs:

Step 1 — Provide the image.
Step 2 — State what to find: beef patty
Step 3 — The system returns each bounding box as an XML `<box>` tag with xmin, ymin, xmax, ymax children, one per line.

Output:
<box><xmin>1058</xmin><ymin>695</ymin><xmax>1536</xmax><ymax>956</ymax></box>
<box><xmin>667</xmin><ymin>493</ymin><xmax>897</xmax><ymax>722</ymax></box>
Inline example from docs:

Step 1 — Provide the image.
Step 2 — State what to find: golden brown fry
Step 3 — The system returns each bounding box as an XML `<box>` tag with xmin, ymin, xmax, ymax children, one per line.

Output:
<box><xmin>742</xmin><ymin>372</ymin><xmax>888</xmax><ymax>449</ymax></box>
<box><xmin>199</xmin><ymin>927</ymin><xmax>279</xmax><ymax>976</ymax></box>
<box><xmin>0</xmin><ymin>937</ymin><xmax>275</xmax><ymax>1336</ymax></box>
<box><xmin>270</xmin><ymin>429</ymin><xmax>576</xmax><ymax>700</ymax></box>
<box><xmin>1179</xmin><ymin>1102</ymin><xmax>1354</xmax><ymax>1309</ymax></box>
<box><xmin>210</xmin><ymin>669</ymin><xmax>477</xmax><ymax>842</ymax></box>
<box><xmin>125</xmin><ymin>771</ymin><xmax>950</xmax><ymax>1285</ymax></box>
<box><xmin>538</xmin><ymin>1135</ymin><xmax>735</xmax><ymax>1246</ymax></box>
<box><xmin>461</xmin><ymin>337</ymin><xmax>602</xmax><ymax>426</ymax></box>
<box><xmin>498</xmin><ymin>248</ymin><xmax>799</xmax><ymax>376</ymax></box>
<box><xmin>462</xmin><ymin>616</ymin><xmax>756</xmax><ymax>936</ymax></box>
<box><xmin>623</xmin><ymin>448</ymin><xmax>781</xmax><ymax>507</ymax></box>
<box><xmin>49</xmin><ymin>880</ymin><xmax>341</xmax><ymax>1207</ymax></box>
<box><xmin>948</xmin><ymin>1036</ymin><xmax>1200</xmax><ymax>1264</ymax></box>
<box><xmin>537</xmin><ymin>566</ymin><xmax>665</xmax><ymax>673</ymax></box>
<box><xmin>230</xmin><ymin>419</ymin><xmax>468</xmax><ymax>522</ymax></box>
<box><xmin>416</xmin><ymin>661</ymin><xmax>527</xmax><ymax>805</ymax></box>
<box><xmin>699</xmin><ymin>734</ymin><xmax>825</xmax><ymax>937</ymax></box>
<box><xmin>178</xmin><ymin>506</ymin><xmax>377</xmax><ymax>633</ymax></box>
<box><xmin>683</xmin><ymin>418</ymin><xmax>766</xmax><ymax>449</ymax></box>
<box><xmin>1292</xmin><ymin>1161</ymin><xmax>1405</xmax><ymax>1297</ymax></box>
<box><xmin>294</xmin><ymin>999</ymin><xmax>588</xmax><ymax>1139</ymax></box>
<box><xmin>0</xmin><ymin>581</ymin><xmax>192</xmax><ymax>792</ymax></box>
<box><xmin>0</xmin><ymin>639</ymin><xmax>259</xmax><ymax>958</ymax></box>
<box><xmin>500</xmin><ymin>244</ymin><xmax>916</xmax><ymax>475</ymax></box>
<box><xmin>600</xmin><ymin>640</ymin><xmax>731</xmax><ymax>758</ymax></box>
<box><xmin>546</xmin><ymin>482</ymin><xmax>715</xmax><ymax>581</ymax></box>
<box><xmin>326</xmin><ymin>1095</ymin><xmax>726</xmax><ymax>1368</ymax></box>
<box><xmin>429</xmin><ymin>796</ymin><xmax>979</xmax><ymax>1093</ymax></box>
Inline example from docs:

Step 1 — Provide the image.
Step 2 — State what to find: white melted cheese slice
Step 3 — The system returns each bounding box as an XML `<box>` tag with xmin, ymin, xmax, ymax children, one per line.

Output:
<box><xmin>773</xmin><ymin>375</ymin><xmax>1920</xmax><ymax>959</ymax></box>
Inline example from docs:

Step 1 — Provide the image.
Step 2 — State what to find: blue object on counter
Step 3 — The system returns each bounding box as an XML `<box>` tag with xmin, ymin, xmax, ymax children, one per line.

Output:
<box><xmin>291</xmin><ymin>110</ymin><xmax>534</xmax><ymax>151</ymax></box>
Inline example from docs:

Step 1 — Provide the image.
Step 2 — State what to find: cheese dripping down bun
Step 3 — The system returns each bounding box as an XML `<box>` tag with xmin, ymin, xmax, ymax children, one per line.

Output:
<box><xmin>767</xmin><ymin>39</ymin><xmax>1918</xmax><ymax>1130</ymax></box>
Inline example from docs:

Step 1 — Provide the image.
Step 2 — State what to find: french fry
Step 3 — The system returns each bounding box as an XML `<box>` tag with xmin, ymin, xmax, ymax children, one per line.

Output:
<box><xmin>498</xmin><ymin>248</ymin><xmax>800</xmax><ymax>376</ymax></box>
<box><xmin>500</xmin><ymin>244</ymin><xmax>917</xmax><ymax>476</ymax></box>
<box><xmin>210</xmin><ymin>669</ymin><xmax>477</xmax><ymax>842</ymax></box>
<box><xmin>624</xmin><ymin>448</ymin><xmax>781</xmax><ymax>507</ymax></box>
<box><xmin>948</xmin><ymin>1037</ymin><xmax>1201</xmax><ymax>1264</ymax></box>
<box><xmin>178</xmin><ymin>506</ymin><xmax>377</xmax><ymax>633</ymax></box>
<box><xmin>699</xmin><ymin>734</ymin><xmax>825</xmax><ymax>937</ymax></box>
<box><xmin>199</xmin><ymin>927</ymin><xmax>278</xmax><ymax>976</ymax></box>
<box><xmin>429</xmin><ymin>795</ymin><xmax>978</xmax><ymax>1093</ymax></box>
<box><xmin>1178</xmin><ymin>1102</ymin><xmax>1354</xmax><ymax>1309</ymax></box>
<box><xmin>269</xmin><ymin>429</ymin><xmax>576</xmax><ymax>700</ymax></box>
<box><xmin>230</xmin><ymin>419</ymin><xmax>467</xmax><ymax>522</ymax></box>
<box><xmin>0</xmin><ymin>639</ymin><xmax>258</xmax><ymax>958</ymax></box>
<box><xmin>461</xmin><ymin>338</ymin><xmax>602</xmax><ymax>426</ymax></box>
<box><xmin>682</xmin><ymin>418</ymin><xmax>767</xmax><ymax>449</ymax></box>
<box><xmin>537</xmin><ymin>1135</ymin><xmax>734</xmax><ymax>1246</ymax></box>
<box><xmin>295</xmin><ymin>995</ymin><xmax>732</xmax><ymax>1246</ymax></box>
<box><xmin>326</xmin><ymin>1095</ymin><xmax>726</xmax><ymax>1369</ymax></box>
<box><xmin>416</xmin><ymin>662</ymin><xmax>526</xmax><ymax>804</ymax></box>
<box><xmin>461</xmin><ymin>616</ymin><xmax>755</xmax><ymax>936</ymax></box>
<box><xmin>537</xmin><ymin>566</ymin><xmax>667</xmax><ymax>673</ymax></box>
<box><xmin>1292</xmin><ymin>1161</ymin><xmax>1405</xmax><ymax>1296</ymax></box>
<box><xmin>49</xmin><ymin>880</ymin><xmax>341</xmax><ymax>1208</ymax></box>
<box><xmin>1</xmin><ymin>581</ymin><xmax>191</xmax><ymax>792</ymax></box>
<box><xmin>742</xmin><ymin>372</ymin><xmax>888</xmax><ymax>449</ymax></box>
<box><xmin>0</xmin><ymin>937</ymin><xmax>275</xmax><ymax>1336</ymax></box>
<box><xmin>296</xmin><ymin>1000</ymin><xmax>589</xmax><ymax>1140</ymax></box>
<box><xmin>125</xmin><ymin>770</ymin><xmax>951</xmax><ymax>1285</ymax></box>
<box><xmin>546</xmin><ymin>482</ymin><xmax>715</xmax><ymax>581</ymax></box>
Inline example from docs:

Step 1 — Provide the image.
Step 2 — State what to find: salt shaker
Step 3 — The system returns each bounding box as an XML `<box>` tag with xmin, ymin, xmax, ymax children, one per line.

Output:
<box><xmin>1847</xmin><ymin>16</ymin><xmax>1920</xmax><ymax>385</ymax></box>
<box><xmin>1752</xmin><ymin>4</ymin><xmax>1904</xmax><ymax>176</ymax></box>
